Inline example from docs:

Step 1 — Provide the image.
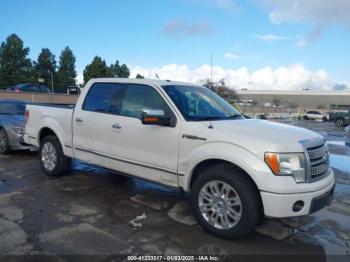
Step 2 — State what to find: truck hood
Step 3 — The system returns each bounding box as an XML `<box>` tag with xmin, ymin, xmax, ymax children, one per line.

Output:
<box><xmin>195</xmin><ymin>119</ymin><xmax>324</xmax><ymax>157</ymax></box>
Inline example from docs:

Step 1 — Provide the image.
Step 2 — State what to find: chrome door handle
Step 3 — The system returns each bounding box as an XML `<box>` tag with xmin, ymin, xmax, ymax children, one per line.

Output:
<box><xmin>75</xmin><ymin>118</ymin><xmax>83</xmax><ymax>123</ymax></box>
<box><xmin>112</xmin><ymin>123</ymin><xmax>122</xmax><ymax>129</ymax></box>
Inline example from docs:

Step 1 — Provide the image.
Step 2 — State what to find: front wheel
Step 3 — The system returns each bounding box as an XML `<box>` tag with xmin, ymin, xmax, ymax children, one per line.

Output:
<box><xmin>0</xmin><ymin>128</ymin><xmax>11</xmax><ymax>154</ymax></box>
<box><xmin>191</xmin><ymin>164</ymin><xmax>262</xmax><ymax>239</ymax></box>
<box><xmin>39</xmin><ymin>135</ymin><xmax>71</xmax><ymax>176</ymax></box>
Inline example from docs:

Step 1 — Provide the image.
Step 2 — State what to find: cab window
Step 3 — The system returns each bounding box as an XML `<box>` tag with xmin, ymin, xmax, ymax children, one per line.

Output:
<box><xmin>120</xmin><ymin>84</ymin><xmax>171</xmax><ymax>119</ymax></box>
<box><xmin>83</xmin><ymin>83</ymin><xmax>126</xmax><ymax>114</ymax></box>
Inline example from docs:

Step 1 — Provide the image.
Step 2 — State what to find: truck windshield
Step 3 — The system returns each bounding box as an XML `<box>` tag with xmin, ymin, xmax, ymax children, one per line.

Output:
<box><xmin>162</xmin><ymin>85</ymin><xmax>242</xmax><ymax>121</ymax></box>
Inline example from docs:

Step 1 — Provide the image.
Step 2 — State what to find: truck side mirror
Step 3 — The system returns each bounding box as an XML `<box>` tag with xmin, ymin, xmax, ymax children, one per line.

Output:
<box><xmin>141</xmin><ymin>109</ymin><xmax>172</xmax><ymax>126</ymax></box>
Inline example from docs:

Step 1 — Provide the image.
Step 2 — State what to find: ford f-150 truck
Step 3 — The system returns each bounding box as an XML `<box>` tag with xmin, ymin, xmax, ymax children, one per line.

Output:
<box><xmin>24</xmin><ymin>79</ymin><xmax>335</xmax><ymax>239</ymax></box>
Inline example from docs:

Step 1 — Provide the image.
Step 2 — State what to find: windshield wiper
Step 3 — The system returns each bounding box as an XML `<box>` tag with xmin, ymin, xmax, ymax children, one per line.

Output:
<box><xmin>226</xmin><ymin>114</ymin><xmax>243</xmax><ymax>119</ymax></box>
<box><xmin>192</xmin><ymin>116</ymin><xmax>223</xmax><ymax>121</ymax></box>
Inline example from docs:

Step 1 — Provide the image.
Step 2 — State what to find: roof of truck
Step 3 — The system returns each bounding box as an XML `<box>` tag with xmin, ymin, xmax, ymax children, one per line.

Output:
<box><xmin>87</xmin><ymin>78</ymin><xmax>201</xmax><ymax>87</ymax></box>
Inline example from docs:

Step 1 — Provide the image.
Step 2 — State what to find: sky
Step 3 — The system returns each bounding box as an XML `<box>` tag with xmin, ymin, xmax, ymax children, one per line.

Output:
<box><xmin>0</xmin><ymin>0</ymin><xmax>349</xmax><ymax>90</ymax></box>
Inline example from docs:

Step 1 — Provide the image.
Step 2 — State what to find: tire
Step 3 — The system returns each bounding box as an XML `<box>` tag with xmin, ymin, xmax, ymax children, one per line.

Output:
<box><xmin>39</xmin><ymin>135</ymin><xmax>71</xmax><ymax>176</ymax></box>
<box><xmin>0</xmin><ymin>128</ymin><xmax>11</xmax><ymax>154</ymax></box>
<box><xmin>191</xmin><ymin>163</ymin><xmax>262</xmax><ymax>239</ymax></box>
<box><xmin>303</xmin><ymin>116</ymin><xmax>309</xmax><ymax>120</ymax></box>
<box><xmin>335</xmin><ymin>118</ymin><xmax>345</xmax><ymax>127</ymax></box>
<box><xmin>322</xmin><ymin>116</ymin><xmax>328</xmax><ymax>122</ymax></box>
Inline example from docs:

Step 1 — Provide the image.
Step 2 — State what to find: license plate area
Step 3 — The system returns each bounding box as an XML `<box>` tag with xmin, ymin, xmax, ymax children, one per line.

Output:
<box><xmin>310</xmin><ymin>185</ymin><xmax>335</xmax><ymax>213</ymax></box>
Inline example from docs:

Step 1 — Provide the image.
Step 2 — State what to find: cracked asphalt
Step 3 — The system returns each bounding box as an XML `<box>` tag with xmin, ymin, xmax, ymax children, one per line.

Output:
<box><xmin>0</xmin><ymin>120</ymin><xmax>349</xmax><ymax>259</ymax></box>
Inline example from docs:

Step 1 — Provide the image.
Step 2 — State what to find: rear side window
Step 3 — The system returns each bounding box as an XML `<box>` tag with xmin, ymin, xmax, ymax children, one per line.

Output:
<box><xmin>83</xmin><ymin>83</ymin><xmax>126</xmax><ymax>113</ymax></box>
<box><xmin>40</xmin><ymin>86</ymin><xmax>51</xmax><ymax>93</ymax></box>
<box><xmin>120</xmin><ymin>84</ymin><xmax>171</xmax><ymax>119</ymax></box>
<box><xmin>23</xmin><ymin>85</ymin><xmax>40</xmax><ymax>92</ymax></box>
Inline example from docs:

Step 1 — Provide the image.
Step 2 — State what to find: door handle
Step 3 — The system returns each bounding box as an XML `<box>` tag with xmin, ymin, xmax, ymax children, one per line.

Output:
<box><xmin>112</xmin><ymin>123</ymin><xmax>122</xmax><ymax>129</ymax></box>
<box><xmin>75</xmin><ymin>117</ymin><xmax>83</xmax><ymax>123</ymax></box>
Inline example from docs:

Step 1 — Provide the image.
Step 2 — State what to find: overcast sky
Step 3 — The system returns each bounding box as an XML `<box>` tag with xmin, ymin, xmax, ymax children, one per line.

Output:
<box><xmin>1</xmin><ymin>0</ymin><xmax>349</xmax><ymax>90</ymax></box>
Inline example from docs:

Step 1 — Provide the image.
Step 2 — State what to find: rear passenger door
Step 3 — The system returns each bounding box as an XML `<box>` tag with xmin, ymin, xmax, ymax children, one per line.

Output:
<box><xmin>73</xmin><ymin>82</ymin><xmax>126</xmax><ymax>168</ymax></box>
<box><xmin>109</xmin><ymin>84</ymin><xmax>181</xmax><ymax>187</ymax></box>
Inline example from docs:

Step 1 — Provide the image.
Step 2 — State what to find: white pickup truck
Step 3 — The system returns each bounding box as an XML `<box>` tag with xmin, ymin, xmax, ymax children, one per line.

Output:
<box><xmin>24</xmin><ymin>79</ymin><xmax>335</xmax><ymax>238</ymax></box>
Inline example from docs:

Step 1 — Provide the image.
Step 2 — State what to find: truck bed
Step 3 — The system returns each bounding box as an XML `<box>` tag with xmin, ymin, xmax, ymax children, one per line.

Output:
<box><xmin>31</xmin><ymin>103</ymin><xmax>75</xmax><ymax>109</ymax></box>
<box><xmin>24</xmin><ymin>104</ymin><xmax>74</xmax><ymax>151</ymax></box>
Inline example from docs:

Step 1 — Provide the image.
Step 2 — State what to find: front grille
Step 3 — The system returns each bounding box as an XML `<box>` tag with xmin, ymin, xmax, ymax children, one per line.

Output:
<box><xmin>307</xmin><ymin>143</ymin><xmax>330</xmax><ymax>181</ymax></box>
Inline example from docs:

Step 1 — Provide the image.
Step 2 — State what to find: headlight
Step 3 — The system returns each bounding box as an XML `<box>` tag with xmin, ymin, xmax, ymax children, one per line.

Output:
<box><xmin>265</xmin><ymin>152</ymin><xmax>306</xmax><ymax>183</ymax></box>
<box><xmin>13</xmin><ymin>126</ymin><xmax>25</xmax><ymax>135</ymax></box>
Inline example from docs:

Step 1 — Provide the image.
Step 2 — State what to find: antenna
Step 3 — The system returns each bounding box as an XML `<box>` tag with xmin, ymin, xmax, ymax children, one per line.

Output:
<box><xmin>208</xmin><ymin>53</ymin><xmax>214</xmax><ymax>129</ymax></box>
<box><xmin>210</xmin><ymin>53</ymin><xmax>213</xmax><ymax>84</ymax></box>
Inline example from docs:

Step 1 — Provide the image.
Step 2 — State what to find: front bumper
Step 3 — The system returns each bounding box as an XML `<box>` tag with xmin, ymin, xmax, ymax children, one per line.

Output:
<box><xmin>260</xmin><ymin>171</ymin><xmax>335</xmax><ymax>218</ymax></box>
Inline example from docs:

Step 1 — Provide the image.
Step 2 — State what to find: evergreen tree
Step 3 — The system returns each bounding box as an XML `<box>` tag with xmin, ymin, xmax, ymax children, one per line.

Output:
<box><xmin>34</xmin><ymin>48</ymin><xmax>56</xmax><ymax>87</ymax></box>
<box><xmin>135</xmin><ymin>73</ymin><xmax>144</xmax><ymax>79</ymax></box>
<box><xmin>56</xmin><ymin>46</ymin><xmax>77</xmax><ymax>92</ymax></box>
<box><xmin>83</xmin><ymin>56</ymin><xmax>110</xmax><ymax>84</ymax></box>
<box><xmin>0</xmin><ymin>34</ymin><xmax>32</xmax><ymax>88</ymax></box>
<box><xmin>110</xmin><ymin>60</ymin><xmax>130</xmax><ymax>78</ymax></box>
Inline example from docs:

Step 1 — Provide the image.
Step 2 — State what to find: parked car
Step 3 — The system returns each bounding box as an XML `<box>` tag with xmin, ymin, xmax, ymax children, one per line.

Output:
<box><xmin>24</xmin><ymin>79</ymin><xmax>335</xmax><ymax>239</ymax></box>
<box><xmin>0</xmin><ymin>99</ymin><xmax>35</xmax><ymax>154</ymax></box>
<box><xmin>6</xmin><ymin>83</ymin><xmax>51</xmax><ymax>93</ymax></box>
<box><xmin>66</xmin><ymin>86</ymin><xmax>81</xmax><ymax>95</ymax></box>
<box><xmin>329</xmin><ymin>110</ymin><xmax>350</xmax><ymax>127</ymax></box>
<box><xmin>302</xmin><ymin>110</ymin><xmax>328</xmax><ymax>121</ymax></box>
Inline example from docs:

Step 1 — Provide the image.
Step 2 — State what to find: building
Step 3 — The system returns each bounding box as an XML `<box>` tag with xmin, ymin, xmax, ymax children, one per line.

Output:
<box><xmin>236</xmin><ymin>89</ymin><xmax>350</xmax><ymax>109</ymax></box>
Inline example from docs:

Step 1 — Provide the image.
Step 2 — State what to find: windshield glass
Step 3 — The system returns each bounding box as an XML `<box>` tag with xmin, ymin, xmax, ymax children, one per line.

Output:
<box><xmin>162</xmin><ymin>85</ymin><xmax>242</xmax><ymax>121</ymax></box>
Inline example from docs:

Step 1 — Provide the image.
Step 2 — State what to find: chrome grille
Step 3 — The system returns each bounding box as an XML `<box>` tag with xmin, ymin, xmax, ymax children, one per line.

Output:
<box><xmin>307</xmin><ymin>143</ymin><xmax>330</xmax><ymax>181</ymax></box>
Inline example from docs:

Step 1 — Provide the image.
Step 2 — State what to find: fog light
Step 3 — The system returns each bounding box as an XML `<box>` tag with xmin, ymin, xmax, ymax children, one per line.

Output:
<box><xmin>293</xmin><ymin>201</ymin><xmax>304</xmax><ymax>212</ymax></box>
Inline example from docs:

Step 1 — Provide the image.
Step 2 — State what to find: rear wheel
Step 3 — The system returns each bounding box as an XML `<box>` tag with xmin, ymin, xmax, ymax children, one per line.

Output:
<box><xmin>0</xmin><ymin>128</ymin><xmax>11</xmax><ymax>154</ymax></box>
<box><xmin>335</xmin><ymin>118</ymin><xmax>345</xmax><ymax>127</ymax></box>
<box><xmin>191</xmin><ymin>163</ymin><xmax>262</xmax><ymax>239</ymax></box>
<box><xmin>39</xmin><ymin>135</ymin><xmax>71</xmax><ymax>176</ymax></box>
<box><xmin>303</xmin><ymin>116</ymin><xmax>309</xmax><ymax>120</ymax></box>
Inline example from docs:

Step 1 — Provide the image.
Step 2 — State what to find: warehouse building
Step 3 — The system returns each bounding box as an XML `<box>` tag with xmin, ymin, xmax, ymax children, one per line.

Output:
<box><xmin>236</xmin><ymin>89</ymin><xmax>350</xmax><ymax>109</ymax></box>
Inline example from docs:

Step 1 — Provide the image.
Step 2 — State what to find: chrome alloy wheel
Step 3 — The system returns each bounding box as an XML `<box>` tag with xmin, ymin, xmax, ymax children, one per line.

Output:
<box><xmin>198</xmin><ymin>180</ymin><xmax>242</xmax><ymax>230</ymax></box>
<box><xmin>41</xmin><ymin>142</ymin><xmax>57</xmax><ymax>171</ymax></box>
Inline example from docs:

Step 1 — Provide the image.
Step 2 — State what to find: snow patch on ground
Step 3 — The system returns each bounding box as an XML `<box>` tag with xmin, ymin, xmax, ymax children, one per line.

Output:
<box><xmin>327</xmin><ymin>141</ymin><xmax>345</xmax><ymax>146</ymax></box>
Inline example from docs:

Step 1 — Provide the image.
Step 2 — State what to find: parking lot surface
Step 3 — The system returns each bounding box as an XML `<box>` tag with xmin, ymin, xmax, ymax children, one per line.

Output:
<box><xmin>0</xmin><ymin>120</ymin><xmax>349</xmax><ymax>259</ymax></box>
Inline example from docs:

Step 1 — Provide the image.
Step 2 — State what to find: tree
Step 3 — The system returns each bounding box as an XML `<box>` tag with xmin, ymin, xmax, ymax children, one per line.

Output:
<box><xmin>34</xmin><ymin>48</ymin><xmax>56</xmax><ymax>87</ymax></box>
<box><xmin>200</xmin><ymin>78</ymin><xmax>214</xmax><ymax>90</ymax></box>
<box><xmin>56</xmin><ymin>46</ymin><xmax>77</xmax><ymax>92</ymax></box>
<box><xmin>83</xmin><ymin>56</ymin><xmax>110</xmax><ymax>84</ymax></box>
<box><xmin>0</xmin><ymin>34</ymin><xmax>33</xmax><ymax>88</ymax></box>
<box><xmin>135</xmin><ymin>73</ymin><xmax>144</xmax><ymax>79</ymax></box>
<box><xmin>110</xmin><ymin>60</ymin><xmax>130</xmax><ymax>78</ymax></box>
<box><xmin>200</xmin><ymin>78</ymin><xmax>237</xmax><ymax>101</ymax></box>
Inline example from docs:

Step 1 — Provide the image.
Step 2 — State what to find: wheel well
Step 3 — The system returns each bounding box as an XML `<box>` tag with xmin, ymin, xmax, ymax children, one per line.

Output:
<box><xmin>190</xmin><ymin>159</ymin><xmax>253</xmax><ymax>187</ymax></box>
<box><xmin>39</xmin><ymin>128</ymin><xmax>57</xmax><ymax>142</ymax></box>
<box><xmin>190</xmin><ymin>159</ymin><xmax>263</xmax><ymax>210</ymax></box>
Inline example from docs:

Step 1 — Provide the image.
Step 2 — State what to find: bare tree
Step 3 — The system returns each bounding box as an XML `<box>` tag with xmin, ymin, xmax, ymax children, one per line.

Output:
<box><xmin>200</xmin><ymin>78</ymin><xmax>237</xmax><ymax>100</ymax></box>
